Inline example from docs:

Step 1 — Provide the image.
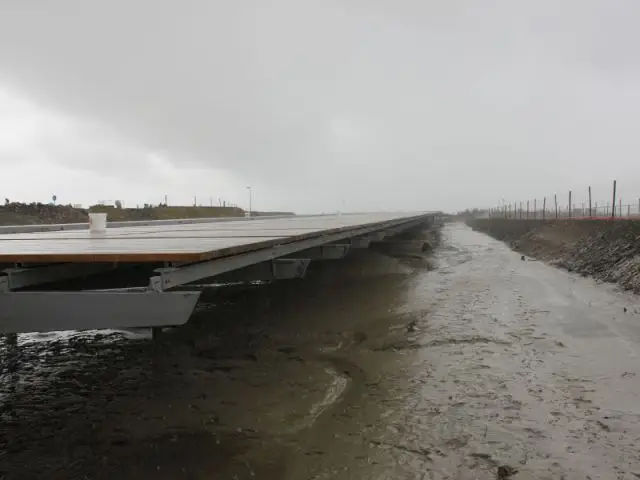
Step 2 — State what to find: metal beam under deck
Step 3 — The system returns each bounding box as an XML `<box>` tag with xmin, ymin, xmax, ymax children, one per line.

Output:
<box><xmin>198</xmin><ymin>259</ymin><xmax>311</xmax><ymax>283</ymax></box>
<box><xmin>0</xmin><ymin>289</ymin><xmax>201</xmax><ymax>334</ymax></box>
<box><xmin>2</xmin><ymin>262</ymin><xmax>117</xmax><ymax>290</ymax></box>
<box><xmin>149</xmin><ymin>215</ymin><xmax>427</xmax><ymax>291</ymax></box>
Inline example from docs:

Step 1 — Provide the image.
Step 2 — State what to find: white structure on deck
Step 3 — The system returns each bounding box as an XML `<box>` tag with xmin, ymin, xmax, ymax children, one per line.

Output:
<box><xmin>0</xmin><ymin>212</ymin><xmax>435</xmax><ymax>334</ymax></box>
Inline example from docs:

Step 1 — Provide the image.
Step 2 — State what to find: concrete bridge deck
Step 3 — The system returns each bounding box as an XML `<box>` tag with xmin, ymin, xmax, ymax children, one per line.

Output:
<box><xmin>0</xmin><ymin>213</ymin><xmax>424</xmax><ymax>263</ymax></box>
<box><xmin>0</xmin><ymin>212</ymin><xmax>435</xmax><ymax>334</ymax></box>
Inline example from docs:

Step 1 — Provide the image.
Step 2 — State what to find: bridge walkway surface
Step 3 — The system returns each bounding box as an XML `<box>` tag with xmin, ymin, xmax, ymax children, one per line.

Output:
<box><xmin>0</xmin><ymin>212</ymin><xmax>435</xmax><ymax>334</ymax></box>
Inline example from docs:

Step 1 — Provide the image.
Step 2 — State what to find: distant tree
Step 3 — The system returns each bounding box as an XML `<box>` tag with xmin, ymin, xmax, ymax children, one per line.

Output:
<box><xmin>4</xmin><ymin>198</ymin><xmax>9</xmax><ymax>206</ymax></box>
<box><xmin>115</xmin><ymin>200</ymin><xmax>123</xmax><ymax>209</ymax></box>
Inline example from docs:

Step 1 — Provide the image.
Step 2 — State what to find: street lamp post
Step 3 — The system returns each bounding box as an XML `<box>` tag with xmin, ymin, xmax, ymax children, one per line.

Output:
<box><xmin>246</xmin><ymin>186</ymin><xmax>252</xmax><ymax>217</ymax></box>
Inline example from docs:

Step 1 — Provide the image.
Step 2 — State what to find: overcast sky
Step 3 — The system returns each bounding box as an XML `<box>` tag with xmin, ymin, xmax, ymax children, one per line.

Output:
<box><xmin>1</xmin><ymin>1</ymin><xmax>640</xmax><ymax>213</ymax></box>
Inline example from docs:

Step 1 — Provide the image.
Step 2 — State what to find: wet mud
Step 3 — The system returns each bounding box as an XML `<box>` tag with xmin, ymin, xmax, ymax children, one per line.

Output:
<box><xmin>2</xmin><ymin>224</ymin><xmax>640</xmax><ymax>479</ymax></box>
<box><xmin>469</xmin><ymin>218</ymin><xmax>640</xmax><ymax>293</ymax></box>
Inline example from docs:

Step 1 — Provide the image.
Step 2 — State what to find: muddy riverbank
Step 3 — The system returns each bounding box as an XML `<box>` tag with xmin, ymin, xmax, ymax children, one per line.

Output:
<box><xmin>469</xmin><ymin>218</ymin><xmax>640</xmax><ymax>293</ymax></box>
<box><xmin>4</xmin><ymin>224</ymin><xmax>640</xmax><ymax>479</ymax></box>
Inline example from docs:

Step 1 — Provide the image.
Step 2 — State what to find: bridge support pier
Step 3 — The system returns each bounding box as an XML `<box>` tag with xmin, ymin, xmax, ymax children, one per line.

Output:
<box><xmin>370</xmin><ymin>239</ymin><xmax>430</xmax><ymax>256</ymax></box>
<box><xmin>286</xmin><ymin>244</ymin><xmax>350</xmax><ymax>261</ymax></box>
<box><xmin>3</xmin><ymin>332</ymin><xmax>17</xmax><ymax>347</ymax></box>
<box><xmin>349</xmin><ymin>237</ymin><xmax>372</xmax><ymax>249</ymax></box>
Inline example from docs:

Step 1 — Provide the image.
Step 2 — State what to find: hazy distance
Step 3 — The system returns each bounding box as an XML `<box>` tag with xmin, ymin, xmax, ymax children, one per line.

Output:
<box><xmin>1</xmin><ymin>1</ymin><xmax>640</xmax><ymax>212</ymax></box>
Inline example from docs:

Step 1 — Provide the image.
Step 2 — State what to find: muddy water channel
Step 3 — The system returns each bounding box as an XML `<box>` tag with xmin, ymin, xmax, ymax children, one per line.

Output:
<box><xmin>3</xmin><ymin>224</ymin><xmax>640</xmax><ymax>479</ymax></box>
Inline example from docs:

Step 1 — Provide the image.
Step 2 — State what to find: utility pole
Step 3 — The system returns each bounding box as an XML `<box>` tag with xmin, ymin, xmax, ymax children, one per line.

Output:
<box><xmin>543</xmin><ymin>197</ymin><xmax>546</xmax><ymax>220</ymax></box>
<box><xmin>612</xmin><ymin>180</ymin><xmax>617</xmax><ymax>218</ymax></box>
<box><xmin>588</xmin><ymin>186</ymin><xmax>592</xmax><ymax>217</ymax></box>
<box><xmin>554</xmin><ymin>194</ymin><xmax>558</xmax><ymax>218</ymax></box>
<box><xmin>568</xmin><ymin>191</ymin><xmax>572</xmax><ymax>218</ymax></box>
<box><xmin>246</xmin><ymin>186</ymin><xmax>252</xmax><ymax>217</ymax></box>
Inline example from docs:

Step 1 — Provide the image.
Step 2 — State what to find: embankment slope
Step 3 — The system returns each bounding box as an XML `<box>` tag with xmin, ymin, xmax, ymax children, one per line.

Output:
<box><xmin>469</xmin><ymin>219</ymin><xmax>640</xmax><ymax>293</ymax></box>
<box><xmin>0</xmin><ymin>203</ymin><xmax>293</xmax><ymax>226</ymax></box>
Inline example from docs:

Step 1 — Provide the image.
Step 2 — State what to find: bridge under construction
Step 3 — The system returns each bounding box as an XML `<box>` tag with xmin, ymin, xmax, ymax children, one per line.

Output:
<box><xmin>0</xmin><ymin>212</ymin><xmax>436</xmax><ymax>334</ymax></box>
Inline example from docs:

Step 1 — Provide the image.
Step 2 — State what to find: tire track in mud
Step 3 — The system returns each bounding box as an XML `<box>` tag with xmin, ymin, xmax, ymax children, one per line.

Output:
<box><xmin>279</xmin><ymin>348</ymin><xmax>367</xmax><ymax>436</ymax></box>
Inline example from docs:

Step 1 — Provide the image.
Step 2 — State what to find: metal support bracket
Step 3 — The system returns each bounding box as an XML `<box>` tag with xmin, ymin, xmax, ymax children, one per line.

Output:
<box><xmin>370</xmin><ymin>239</ymin><xmax>429</xmax><ymax>256</ymax></box>
<box><xmin>202</xmin><ymin>258</ymin><xmax>311</xmax><ymax>283</ymax></box>
<box><xmin>350</xmin><ymin>237</ymin><xmax>373</xmax><ymax>249</ymax></box>
<box><xmin>286</xmin><ymin>244</ymin><xmax>350</xmax><ymax>260</ymax></box>
<box><xmin>2</xmin><ymin>263</ymin><xmax>117</xmax><ymax>290</ymax></box>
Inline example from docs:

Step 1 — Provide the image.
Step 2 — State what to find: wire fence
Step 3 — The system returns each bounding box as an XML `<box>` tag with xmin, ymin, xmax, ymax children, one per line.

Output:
<box><xmin>486</xmin><ymin>180</ymin><xmax>640</xmax><ymax>220</ymax></box>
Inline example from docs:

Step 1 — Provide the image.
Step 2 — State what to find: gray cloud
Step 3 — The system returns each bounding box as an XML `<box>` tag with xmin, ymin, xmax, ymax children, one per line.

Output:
<box><xmin>1</xmin><ymin>1</ymin><xmax>640</xmax><ymax>211</ymax></box>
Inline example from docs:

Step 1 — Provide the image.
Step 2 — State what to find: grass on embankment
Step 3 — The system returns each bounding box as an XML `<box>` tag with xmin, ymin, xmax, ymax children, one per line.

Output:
<box><xmin>88</xmin><ymin>205</ymin><xmax>244</xmax><ymax>221</ymax></box>
<box><xmin>0</xmin><ymin>203</ymin><xmax>245</xmax><ymax>225</ymax></box>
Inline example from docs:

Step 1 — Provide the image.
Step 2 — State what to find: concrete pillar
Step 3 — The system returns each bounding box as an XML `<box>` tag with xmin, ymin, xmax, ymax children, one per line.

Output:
<box><xmin>370</xmin><ymin>239</ymin><xmax>429</xmax><ymax>256</ymax></box>
<box><xmin>5</xmin><ymin>333</ymin><xmax>17</xmax><ymax>347</ymax></box>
